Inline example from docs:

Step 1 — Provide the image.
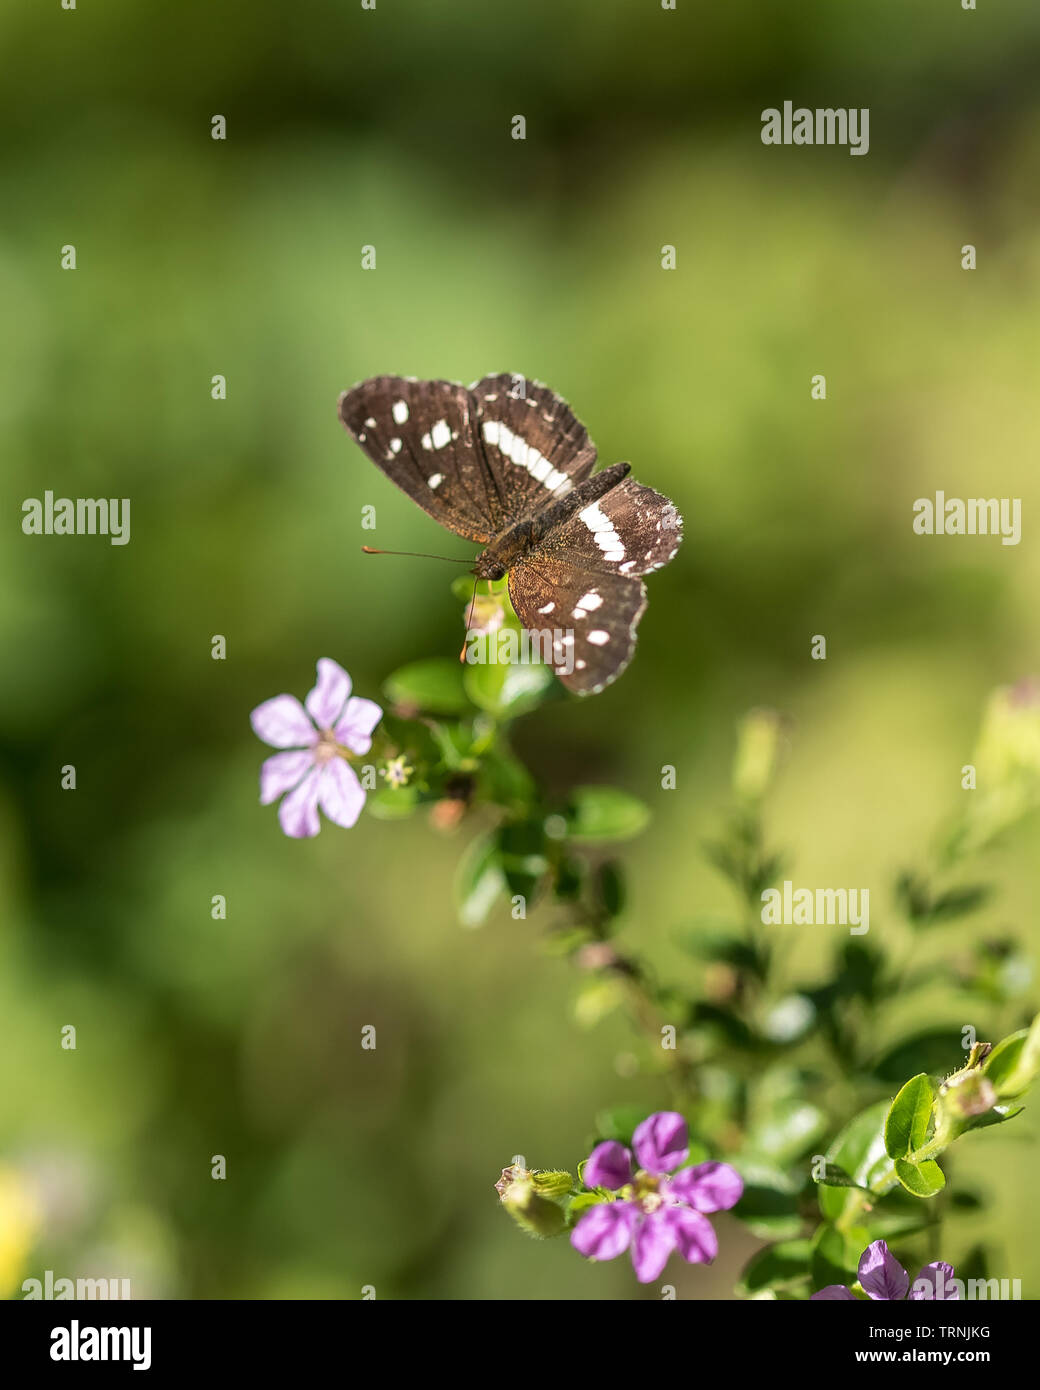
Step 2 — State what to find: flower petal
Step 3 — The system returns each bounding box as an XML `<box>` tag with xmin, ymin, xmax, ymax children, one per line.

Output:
<box><xmin>582</xmin><ymin>1141</ymin><xmax>633</xmax><ymax>1192</ymax></box>
<box><xmin>250</xmin><ymin>694</ymin><xmax>316</xmax><ymax>750</ymax></box>
<box><xmin>334</xmin><ymin>696</ymin><xmax>383</xmax><ymax>755</ymax></box>
<box><xmin>811</xmin><ymin>1285</ymin><xmax>857</xmax><ymax>1301</ymax></box>
<box><xmin>631</xmin><ymin>1211</ymin><xmax>677</xmax><ymax>1283</ymax></box>
<box><xmin>909</xmin><ymin>1263</ymin><xmax>959</xmax><ymax>1301</ymax></box>
<box><xmin>305</xmin><ymin>658</ymin><xmax>351</xmax><ymax>729</ymax></box>
<box><xmin>632</xmin><ymin>1111</ymin><xmax>689</xmax><ymax>1175</ymax></box>
<box><xmin>259</xmin><ymin>750</ymin><xmax>315</xmax><ymax>805</ymax></box>
<box><xmin>666</xmin><ymin>1205</ymin><xmax>718</xmax><ymax>1265</ymax></box>
<box><xmin>317</xmin><ymin>759</ymin><xmax>366</xmax><ymax>829</ymax></box>
<box><xmin>858</xmin><ymin>1240</ymin><xmax>909</xmax><ymax>1301</ymax></box>
<box><xmin>570</xmin><ymin>1201</ymin><xmax>635</xmax><ymax>1262</ymax></box>
<box><xmin>666</xmin><ymin>1160</ymin><xmax>744</xmax><ymax>1213</ymax></box>
<box><xmin>277</xmin><ymin>768</ymin><xmax>322</xmax><ymax>838</ymax></box>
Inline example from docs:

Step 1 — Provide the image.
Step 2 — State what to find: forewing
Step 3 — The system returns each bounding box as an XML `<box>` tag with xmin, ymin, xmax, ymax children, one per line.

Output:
<box><xmin>468</xmin><ymin>374</ymin><xmax>599</xmax><ymax>523</ymax></box>
<box><xmin>508</xmin><ymin>557</ymin><xmax>648</xmax><ymax>697</ymax></box>
<box><xmin>339</xmin><ymin>376</ymin><xmax>500</xmax><ymax>543</ymax></box>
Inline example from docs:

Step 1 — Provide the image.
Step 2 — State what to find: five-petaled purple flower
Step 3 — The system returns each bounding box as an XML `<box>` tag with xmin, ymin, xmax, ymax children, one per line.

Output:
<box><xmin>250</xmin><ymin>658</ymin><xmax>382</xmax><ymax>838</ymax></box>
<box><xmin>570</xmin><ymin>1111</ymin><xmax>743</xmax><ymax>1283</ymax></box>
<box><xmin>812</xmin><ymin>1239</ymin><xmax>959</xmax><ymax>1301</ymax></box>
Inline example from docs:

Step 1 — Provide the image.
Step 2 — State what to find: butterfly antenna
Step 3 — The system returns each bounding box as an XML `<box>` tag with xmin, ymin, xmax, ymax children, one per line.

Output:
<box><xmin>362</xmin><ymin>547</ymin><xmax>473</xmax><ymax>563</ymax></box>
<box><xmin>458</xmin><ymin>577</ymin><xmax>480</xmax><ymax>662</ymax></box>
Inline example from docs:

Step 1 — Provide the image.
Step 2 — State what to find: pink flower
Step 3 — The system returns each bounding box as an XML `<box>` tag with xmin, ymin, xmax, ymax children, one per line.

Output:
<box><xmin>250</xmin><ymin>658</ymin><xmax>382</xmax><ymax>838</ymax></box>
<box><xmin>570</xmin><ymin>1111</ymin><xmax>743</xmax><ymax>1283</ymax></box>
<box><xmin>812</xmin><ymin>1240</ymin><xmax>959</xmax><ymax>1301</ymax></box>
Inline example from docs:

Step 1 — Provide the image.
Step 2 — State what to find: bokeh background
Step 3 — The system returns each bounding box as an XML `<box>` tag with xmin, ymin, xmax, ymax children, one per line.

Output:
<box><xmin>2</xmin><ymin>0</ymin><xmax>1040</xmax><ymax>1299</ymax></box>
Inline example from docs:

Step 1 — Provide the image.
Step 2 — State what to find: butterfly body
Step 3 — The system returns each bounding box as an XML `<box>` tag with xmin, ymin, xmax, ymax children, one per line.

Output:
<box><xmin>472</xmin><ymin>461</ymin><xmax>632</xmax><ymax>581</ymax></box>
<box><xmin>339</xmin><ymin>374</ymin><xmax>681</xmax><ymax>695</ymax></box>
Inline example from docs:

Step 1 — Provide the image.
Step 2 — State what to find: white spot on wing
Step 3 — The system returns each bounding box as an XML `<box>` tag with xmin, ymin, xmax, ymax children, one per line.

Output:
<box><xmin>428</xmin><ymin>473</ymin><xmax>443</xmax><ymax>489</ymax></box>
<box><xmin>588</xmin><ymin>630</ymin><xmax>610</xmax><ymax>646</ymax></box>
<box><xmin>572</xmin><ymin>590</ymin><xmax>602</xmax><ymax>619</ymax></box>
<box><xmin>389</xmin><ymin>438</ymin><xmax>402</xmax><ymax>455</ymax></box>
<box><xmin>481</xmin><ymin>420</ymin><xmax>572</xmax><ymax>496</ymax></box>
<box><xmin>537</xmin><ymin>602</ymin><xmax>554</xmax><ymax>614</ymax></box>
<box><xmin>580</xmin><ymin>502</ymin><xmax>625</xmax><ymax>562</ymax></box>
<box><xmin>392</xmin><ymin>401</ymin><xmax>409</xmax><ymax>424</ymax></box>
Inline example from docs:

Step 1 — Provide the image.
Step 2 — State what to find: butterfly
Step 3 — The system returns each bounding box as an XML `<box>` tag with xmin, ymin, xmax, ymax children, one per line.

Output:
<box><xmin>338</xmin><ymin>374</ymin><xmax>682</xmax><ymax>695</ymax></box>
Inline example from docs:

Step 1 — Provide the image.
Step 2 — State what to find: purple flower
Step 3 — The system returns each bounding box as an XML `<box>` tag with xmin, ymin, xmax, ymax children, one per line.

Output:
<box><xmin>250</xmin><ymin>658</ymin><xmax>382</xmax><ymax>838</ymax></box>
<box><xmin>570</xmin><ymin>1111</ymin><xmax>743</xmax><ymax>1284</ymax></box>
<box><xmin>812</xmin><ymin>1240</ymin><xmax>959</xmax><ymax>1301</ymax></box>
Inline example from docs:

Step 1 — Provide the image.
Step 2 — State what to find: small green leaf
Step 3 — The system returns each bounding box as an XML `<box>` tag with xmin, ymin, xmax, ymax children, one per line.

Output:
<box><xmin>893</xmin><ymin>1157</ymin><xmax>945</xmax><ymax>1197</ymax></box>
<box><xmin>596</xmin><ymin>861</ymin><xmax>626</xmax><ymax>918</ymax></box>
<box><xmin>464</xmin><ymin>659</ymin><xmax>554</xmax><ymax>718</ymax></box>
<box><xmin>870</xmin><ymin>1029</ymin><xmax>964</xmax><ymax>1086</ymax></box>
<box><xmin>818</xmin><ymin>1100</ymin><xmax>891</xmax><ymax>1222</ymax></box>
<box><xmin>455</xmin><ymin>832</ymin><xmax>505</xmax><ymax>927</ymax></box>
<box><xmin>810</xmin><ymin>1223</ymin><xmax>869</xmax><ymax>1291</ymax></box>
<box><xmin>986</xmin><ymin>1011</ymin><xmax>1040</xmax><ymax>1098</ymax></box>
<box><xmin>884</xmin><ymin>1073</ymin><xmax>935</xmax><ymax>1160</ymax></box>
<box><xmin>384</xmin><ymin>659</ymin><xmax>470</xmax><ymax>715</ymax></box>
<box><xmin>566</xmin><ymin>786</ymin><xmax>651</xmax><ymax>842</ymax></box>
<box><xmin>737</xmin><ymin>1239</ymin><xmax>811</xmax><ymax>1297</ymax></box>
<box><xmin>732</xmin><ymin>1164</ymin><xmax>802</xmax><ymax>1241</ymax></box>
<box><xmin>812</xmin><ymin>1161</ymin><xmax>870</xmax><ymax>1191</ymax></box>
<box><xmin>566</xmin><ymin>1191</ymin><xmax>610</xmax><ymax>1224</ymax></box>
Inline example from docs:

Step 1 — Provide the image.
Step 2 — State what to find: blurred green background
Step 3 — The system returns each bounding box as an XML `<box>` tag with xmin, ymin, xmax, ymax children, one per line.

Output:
<box><xmin>2</xmin><ymin>0</ymin><xmax>1040</xmax><ymax>1299</ymax></box>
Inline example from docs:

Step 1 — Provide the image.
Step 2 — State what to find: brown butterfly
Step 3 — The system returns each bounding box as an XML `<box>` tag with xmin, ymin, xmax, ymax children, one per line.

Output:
<box><xmin>339</xmin><ymin>374</ymin><xmax>682</xmax><ymax>695</ymax></box>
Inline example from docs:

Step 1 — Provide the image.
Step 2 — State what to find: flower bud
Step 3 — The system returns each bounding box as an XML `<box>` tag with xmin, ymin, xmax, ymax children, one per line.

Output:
<box><xmin>942</xmin><ymin>1070</ymin><xmax>998</xmax><ymax>1119</ymax></box>
<box><xmin>497</xmin><ymin>1168</ymin><xmax>571</xmax><ymax>1239</ymax></box>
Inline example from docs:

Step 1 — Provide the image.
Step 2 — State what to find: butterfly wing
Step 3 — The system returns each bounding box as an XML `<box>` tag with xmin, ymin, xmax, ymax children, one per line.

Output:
<box><xmin>339</xmin><ymin>374</ymin><xmax>601</xmax><ymax>542</ymax></box>
<box><xmin>507</xmin><ymin>477</ymin><xmax>682</xmax><ymax>695</ymax></box>
<box><xmin>550</xmin><ymin>476</ymin><xmax>683</xmax><ymax>578</ymax></box>
<box><xmin>467</xmin><ymin>374</ymin><xmax>599</xmax><ymax>519</ymax></box>
<box><xmin>508</xmin><ymin>558</ymin><xmax>648</xmax><ymax>697</ymax></box>
<box><xmin>339</xmin><ymin>376</ymin><xmax>498</xmax><ymax>543</ymax></box>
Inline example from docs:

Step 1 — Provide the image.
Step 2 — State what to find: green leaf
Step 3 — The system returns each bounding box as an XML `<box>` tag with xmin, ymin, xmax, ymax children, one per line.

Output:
<box><xmin>464</xmin><ymin>659</ymin><xmax>553</xmax><ymax>719</ymax></box>
<box><xmin>732</xmin><ymin>1164</ymin><xmax>802</xmax><ymax>1241</ymax></box>
<box><xmin>384</xmin><ymin>658</ymin><xmax>470</xmax><ymax>715</ymax></box>
<box><xmin>986</xmin><ymin>1011</ymin><xmax>1040</xmax><ymax>1098</ymax></box>
<box><xmin>454</xmin><ymin>832</ymin><xmax>505</xmax><ymax>928</ymax></box>
<box><xmin>737</xmin><ymin>1239</ymin><xmax>811</xmax><ymax>1297</ymax></box>
<box><xmin>596</xmin><ymin>861</ymin><xmax>626</xmax><ymax>918</ymax></box>
<box><xmin>566</xmin><ymin>1192</ymin><xmax>610</xmax><ymax>1224</ymax></box>
<box><xmin>496</xmin><ymin>820</ymin><xmax>548</xmax><ymax>900</ymax></box>
<box><xmin>566</xmin><ymin>787</ymin><xmax>651</xmax><ymax>842</ymax></box>
<box><xmin>675</xmin><ymin>921</ymin><xmax>763</xmax><ymax>976</ymax></box>
<box><xmin>477</xmin><ymin>747</ymin><xmax>536</xmax><ymax>808</ymax></box>
<box><xmin>812</xmin><ymin>1161</ymin><xmax>870</xmax><ymax>1191</ymax></box>
<box><xmin>810</xmin><ymin>1223</ymin><xmax>869</xmax><ymax>1291</ymax></box>
<box><xmin>884</xmin><ymin>1073</ymin><xmax>935</xmax><ymax>1160</ymax></box>
<box><xmin>818</xmin><ymin>1100</ymin><xmax>891</xmax><ymax>1222</ymax></box>
<box><xmin>959</xmin><ymin>1102</ymin><xmax>1024</xmax><ymax>1132</ymax></box>
<box><xmin>893</xmin><ymin>1157</ymin><xmax>945</xmax><ymax>1197</ymax></box>
<box><xmin>870</xmin><ymin>1029</ymin><xmax>965</xmax><ymax>1086</ymax></box>
<box><xmin>747</xmin><ymin>1100</ymin><xmax>827</xmax><ymax>1165</ymax></box>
